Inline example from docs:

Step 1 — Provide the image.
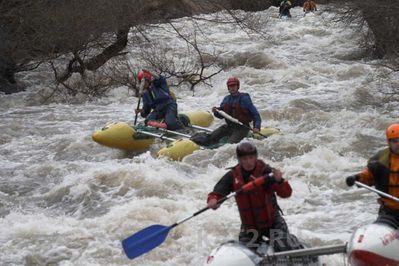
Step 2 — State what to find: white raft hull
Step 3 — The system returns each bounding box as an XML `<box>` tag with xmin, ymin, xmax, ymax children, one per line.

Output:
<box><xmin>204</xmin><ymin>241</ymin><xmax>320</xmax><ymax>266</ymax></box>
<box><xmin>348</xmin><ymin>223</ymin><xmax>399</xmax><ymax>265</ymax></box>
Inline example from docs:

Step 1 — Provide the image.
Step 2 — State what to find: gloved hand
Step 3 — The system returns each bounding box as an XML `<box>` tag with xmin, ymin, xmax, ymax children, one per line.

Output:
<box><xmin>264</xmin><ymin>173</ymin><xmax>276</xmax><ymax>185</ymax></box>
<box><xmin>207</xmin><ymin>198</ymin><xmax>220</xmax><ymax>210</ymax></box>
<box><xmin>272</xmin><ymin>168</ymin><xmax>283</xmax><ymax>183</ymax></box>
<box><xmin>252</xmin><ymin>128</ymin><xmax>260</xmax><ymax>134</ymax></box>
<box><xmin>346</xmin><ymin>175</ymin><xmax>359</xmax><ymax>187</ymax></box>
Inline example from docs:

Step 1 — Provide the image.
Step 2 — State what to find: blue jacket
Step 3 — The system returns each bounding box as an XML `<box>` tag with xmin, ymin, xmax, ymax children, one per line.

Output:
<box><xmin>214</xmin><ymin>93</ymin><xmax>262</xmax><ymax>129</ymax></box>
<box><xmin>141</xmin><ymin>76</ymin><xmax>174</xmax><ymax>117</ymax></box>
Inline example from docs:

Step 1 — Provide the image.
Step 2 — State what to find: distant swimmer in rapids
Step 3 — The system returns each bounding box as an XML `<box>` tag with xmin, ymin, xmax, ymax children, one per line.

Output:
<box><xmin>135</xmin><ymin>69</ymin><xmax>182</xmax><ymax>130</ymax></box>
<box><xmin>207</xmin><ymin>142</ymin><xmax>304</xmax><ymax>251</ymax></box>
<box><xmin>346</xmin><ymin>124</ymin><xmax>399</xmax><ymax>228</ymax></box>
<box><xmin>303</xmin><ymin>0</ymin><xmax>317</xmax><ymax>15</ymax></box>
<box><xmin>190</xmin><ymin>77</ymin><xmax>261</xmax><ymax>146</ymax></box>
<box><xmin>279</xmin><ymin>0</ymin><xmax>292</xmax><ymax>18</ymax></box>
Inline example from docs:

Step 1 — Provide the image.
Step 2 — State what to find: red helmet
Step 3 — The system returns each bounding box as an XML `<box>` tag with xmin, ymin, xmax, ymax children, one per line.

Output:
<box><xmin>227</xmin><ymin>77</ymin><xmax>240</xmax><ymax>88</ymax></box>
<box><xmin>137</xmin><ymin>69</ymin><xmax>153</xmax><ymax>82</ymax></box>
<box><xmin>236</xmin><ymin>142</ymin><xmax>258</xmax><ymax>158</ymax></box>
<box><xmin>386</xmin><ymin>124</ymin><xmax>399</xmax><ymax>140</ymax></box>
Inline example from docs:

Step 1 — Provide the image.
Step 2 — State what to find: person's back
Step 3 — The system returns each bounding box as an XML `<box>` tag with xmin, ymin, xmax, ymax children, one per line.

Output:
<box><xmin>135</xmin><ymin>70</ymin><xmax>181</xmax><ymax>130</ymax></box>
<box><xmin>279</xmin><ymin>0</ymin><xmax>292</xmax><ymax>18</ymax></box>
<box><xmin>142</xmin><ymin>77</ymin><xmax>173</xmax><ymax>110</ymax></box>
<box><xmin>280</xmin><ymin>0</ymin><xmax>291</xmax><ymax>7</ymax></box>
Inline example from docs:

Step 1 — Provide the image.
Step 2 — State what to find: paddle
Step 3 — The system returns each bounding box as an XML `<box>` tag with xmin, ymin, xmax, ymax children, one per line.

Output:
<box><xmin>136</xmin><ymin>129</ymin><xmax>206</xmax><ymax>152</ymax></box>
<box><xmin>265</xmin><ymin>244</ymin><xmax>347</xmax><ymax>259</ymax></box>
<box><xmin>190</xmin><ymin>124</ymin><xmax>213</xmax><ymax>133</ymax></box>
<box><xmin>146</xmin><ymin>125</ymin><xmax>192</xmax><ymax>139</ymax></box>
<box><xmin>122</xmin><ymin>175</ymin><xmax>270</xmax><ymax>260</ymax></box>
<box><xmin>355</xmin><ymin>181</ymin><xmax>399</xmax><ymax>203</ymax></box>
<box><xmin>135</xmin><ymin>129</ymin><xmax>177</xmax><ymax>142</ymax></box>
<box><xmin>215</xmin><ymin>109</ymin><xmax>270</xmax><ymax>139</ymax></box>
<box><xmin>133</xmin><ymin>97</ymin><xmax>142</xmax><ymax>125</ymax></box>
<box><xmin>134</xmin><ymin>80</ymin><xmax>145</xmax><ymax>126</ymax></box>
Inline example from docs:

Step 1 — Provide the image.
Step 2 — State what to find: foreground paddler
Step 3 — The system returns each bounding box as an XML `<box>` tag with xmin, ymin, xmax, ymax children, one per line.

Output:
<box><xmin>207</xmin><ymin>142</ymin><xmax>304</xmax><ymax>252</ymax></box>
<box><xmin>346</xmin><ymin>124</ymin><xmax>399</xmax><ymax>228</ymax></box>
<box><xmin>121</xmin><ymin>159</ymin><xmax>278</xmax><ymax>260</ymax></box>
<box><xmin>135</xmin><ymin>69</ymin><xmax>182</xmax><ymax>130</ymax></box>
<box><xmin>191</xmin><ymin>77</ymin><xmax>262</xmax><ymax>146</ymax></box>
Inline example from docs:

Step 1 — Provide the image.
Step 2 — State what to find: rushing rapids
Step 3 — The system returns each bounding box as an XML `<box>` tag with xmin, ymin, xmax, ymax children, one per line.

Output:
<box><xmin>1</xmin><ymin>5</ymin><xmax>398</xmax><ymax>266</ymax></box>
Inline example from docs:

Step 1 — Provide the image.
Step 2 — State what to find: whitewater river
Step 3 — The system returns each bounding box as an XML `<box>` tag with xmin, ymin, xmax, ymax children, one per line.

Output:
<box><xmin>1</xmin><ymin>5</ymin><xmax>398</xmax><ymax>266</ymax></box>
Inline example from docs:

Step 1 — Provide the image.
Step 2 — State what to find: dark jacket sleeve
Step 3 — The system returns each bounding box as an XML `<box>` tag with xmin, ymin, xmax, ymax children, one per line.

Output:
<box><xmin>358</xmin><ymin>149</ymin><xmax>388</xmax><ymax>186</ymax></box>
<box><xmin>140</xmin><ymin>92</ymin><xmax>153</xmax><ymax>117</ymax></box>
<box><xmin>152</xmin><ymin>76</ymin><xmax>169</xmax><ymax>93</ymax></box>
<box><xmin>207</xmin><ymin>171</ymin><xmax>234</xmax><ymax>203</ymax></box>
<box><xmin>241</xmin><ymin>94</ymin><xmax>261</xmax><ymax>129</ymax></box>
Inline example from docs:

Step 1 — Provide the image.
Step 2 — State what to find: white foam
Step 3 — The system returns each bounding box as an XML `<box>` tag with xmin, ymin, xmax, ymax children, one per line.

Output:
<box><xmin>0</xmin><ymin>5</ymin><xmax>397</xmax><ymax>266</ymax></box>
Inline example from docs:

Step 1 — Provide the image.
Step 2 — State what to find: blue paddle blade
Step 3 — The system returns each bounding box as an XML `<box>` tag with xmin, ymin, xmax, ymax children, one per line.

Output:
<box><xmin>122</xmin><ymin>224</ymin><xmax>172</xmax><ymax>260</ymax></box>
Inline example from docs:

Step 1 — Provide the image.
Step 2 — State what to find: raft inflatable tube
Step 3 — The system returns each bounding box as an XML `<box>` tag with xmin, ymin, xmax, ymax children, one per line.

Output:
<box><xmin>348</xmin><ymin>223</ymin><xmax>399</xmax><ymax>265</ymax></box>
<box><xmin>92</xmin><ymin>122</ymin><xmax>155</xmax><ymax>151</ymax></box>
<box><xmin>157</xmin><ymin>127</ymin><xmax>280</xmax><ymax>161</ymax></box>
<box><xmin>92</xmin><ymin>111</ymin><xmax>213</xmax><ymax>151</ymax></box>
<box><xmin>181</xmin><ymin>111</ymin><xmax>213</xmax><ymax>127</ymax></box>
<box><xmin>205</xmin><ymin>241</ymin><xmax>319</xmax><ymax>266</ymax></box>
<box><xmin>157</xmin><ymin>139</ymin><xmax>200</xmax><ymax>161</ymax></box>
<box><xmin>250</xmin><ymin>127</ymin><xmax>281</xmax><ymax>139</ymax></box>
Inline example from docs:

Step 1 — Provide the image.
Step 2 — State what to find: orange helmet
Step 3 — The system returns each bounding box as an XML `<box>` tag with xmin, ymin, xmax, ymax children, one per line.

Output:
<box><xmin>386</xmin><ymin>124</ymin><xmax>399</xmax><ymax>140</ymax></box>
<box><xmin>137</xmin><ymin>69</ymin><xmax>153</xmax><ymax>82</ymax></box>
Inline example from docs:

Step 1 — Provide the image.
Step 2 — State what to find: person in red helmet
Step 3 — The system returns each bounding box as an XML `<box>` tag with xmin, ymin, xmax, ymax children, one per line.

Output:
<box><xmin>191</xmin><ymin>77</ymin><xmax>262</xmax><ymax>146</ymax></box>
<box><xmin>207</xmin><ymin>142</ymin><xmax>303</xmax><ymax>251</ymax></box>
<box><xmin>213</xmin><ymin>77</ymin><xmax>261</xmax><ymax>142</ymax></box>
<box><xmin>135</xmin><ymin>69</ymin><xmax>181</xmax><ymax>130</ymax></box>
<box><xmin>346</xmin><ymin>124</ymin><xmax>399</xmax><ymax>228</ymax></box>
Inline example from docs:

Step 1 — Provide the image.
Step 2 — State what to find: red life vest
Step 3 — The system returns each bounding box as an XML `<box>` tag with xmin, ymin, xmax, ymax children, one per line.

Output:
<box><xmin>232</xmin><ymin>160</ymin><xmax>275</xmax><ymax>230</ymax></box>
<box><xmin>222</xmin><ymin>93</ymin><xmax>253</xmax><ymax>125</ymax></box>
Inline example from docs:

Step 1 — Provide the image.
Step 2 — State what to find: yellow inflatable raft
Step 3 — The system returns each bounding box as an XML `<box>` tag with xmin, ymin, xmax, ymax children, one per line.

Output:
<box><xmin>157</xmin><ymin>127</ymin><xmax>280</xmax><ymax>161</ymax></box>
<box><xmin>92</xmin><ymin>111</ymin><xmax>213</xmax><ymax>151</ymax></box>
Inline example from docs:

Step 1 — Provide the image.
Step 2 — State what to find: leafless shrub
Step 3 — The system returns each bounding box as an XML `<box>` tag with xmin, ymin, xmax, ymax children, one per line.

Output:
<box><xmin>0</xmin><ymin>0</ymin><xmax>212</xmax><ymax>94</ymax></box>
<box><xmin>333</xmin><ymin>0</ymin><xmax>399</xmax><ymax>62</ymax></box>
<box><xmin>1</xmin><ymin>0</ymin><xmax>279</xmax><ymax>97</ymax></box>
<box><xmin>137</xmin><ymin>23</ymin><xmax>224</xmax><ymax>93</ymax></box>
